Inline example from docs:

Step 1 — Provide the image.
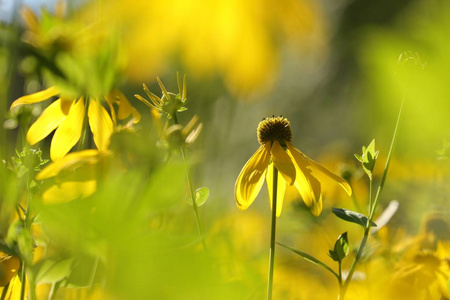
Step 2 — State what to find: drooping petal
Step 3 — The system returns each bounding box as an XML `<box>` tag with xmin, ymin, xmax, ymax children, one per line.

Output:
<box><xmin>271</xmin><ymin>140</ymin><xmax>296</xmax><ymax>185</ymax></box>
<box><xmin>10</xmin><ymin>86</ymin><xmax>59</xmax><ymax>110</ymax></box>
<box><xmin>36</xmin><ymin>149</ymin><xmax>100</xmax><ymax>180</ymax></box>
<box><xmin>26</xmin><ymin>99</ymin><xmax>66</xmax><ymax>145</ymax></box>
<box><xmin>235</xmin><ymin>143</ymin><xmax>271</xmax><ymax>211</ymax></box>
<box><xmin>286</xmin><ymin>143</ymin><xmax>323</xmax><ymax>216</ymax></box>
<box><xmin>50</xmin><ymin>98</ymin><xmax>85</xmax><ymax>161</ymax></box>
<box><xmin>302</xmin><ymin>154</ymin><xmax>352</xmax><ymax>196</ymax></box>
<box><xmin>88</xmin><ymin>99</ymin><xmax>113</xmax><ymax>151</ymax></box>
<box><xmin>266</xmin><ymin>163</ymin><xmax>286</xmax><ymax>217</ymax></box>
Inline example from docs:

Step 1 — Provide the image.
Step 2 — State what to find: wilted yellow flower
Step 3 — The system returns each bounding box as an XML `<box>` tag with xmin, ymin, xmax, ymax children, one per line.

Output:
<box><xmin>10</xmin><ymin>88</ymin><xmax>139</xmax><ymax>161</ymax></box>
<box><xmin>235</xmin><ymin>116</ymin><xmax>351</xmax><ymax>216</ymax></box>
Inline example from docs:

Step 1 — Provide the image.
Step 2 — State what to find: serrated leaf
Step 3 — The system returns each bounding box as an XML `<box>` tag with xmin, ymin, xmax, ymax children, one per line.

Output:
<box><xmin>35</xmin><ymin>258</ymin><xmax>73</xmax><ymax>284</ymax></box>
<box><xmin>277</xmin><ymin>243</ymin><xmax>339</xmax><ymax>280</ymax></box>
<box><xmin>332</xmin><ymin>207</ymin><xmax>377</xmax><ymax>228</ymax></box>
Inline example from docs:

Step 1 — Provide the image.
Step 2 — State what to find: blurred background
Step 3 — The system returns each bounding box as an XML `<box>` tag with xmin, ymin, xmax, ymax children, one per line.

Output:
<box><xmin>0</xmin><ymin>0</ymin><xmax>449</xmax><ymax>299</ymax></box>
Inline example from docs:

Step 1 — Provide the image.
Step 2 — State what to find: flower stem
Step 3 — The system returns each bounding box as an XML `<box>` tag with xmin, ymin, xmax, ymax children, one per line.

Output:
<box><xmin>267</xmin><ymin>165</ymin><xmax>278</xmax><ymax>300</ymax></box>
<box><xmin>340</xmin><ymin>99</ymin><xmax>403</xmax><ymax>300</ymax></box>
<box><xmin>172</xmin><ymin>113</ymin><xmax>207</xmax><ymax>250</ymax></box>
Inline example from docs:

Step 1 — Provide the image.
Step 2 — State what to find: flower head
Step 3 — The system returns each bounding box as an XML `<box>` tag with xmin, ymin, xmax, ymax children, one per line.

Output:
<box><xmin>235</xmin><ymin>116</ymin><xmax>352</xmax><ymax>216</ymax></box>
<box><xmin>10</xmin><ymin>88</ymin><xmax>139</xmax><ymax>161</ymax></box>
<box><xmin>134</xmin><ymin>72</ymin><xmax>188</xmax><ymax>119</ymax></box>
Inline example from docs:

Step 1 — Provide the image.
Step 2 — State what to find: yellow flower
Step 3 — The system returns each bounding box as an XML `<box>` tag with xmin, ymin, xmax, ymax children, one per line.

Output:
<box><xmin>10</xmin><ymin>88</ymin><xmax>139</xmax><ymax>161</ymax></box>
<box><xmin>36</xmin><ymin>149</ymin><xmax>110</xmax><ymax>203</ymax></box>
<box><xmin>235</xmin><ymin>116</ymin><xmax>352</xmax><ymax>216</ymax></box>
<box><xmin>0</xmin><ymin>252</ymin><xmax>20</xmax><ymax>287</ymax></box>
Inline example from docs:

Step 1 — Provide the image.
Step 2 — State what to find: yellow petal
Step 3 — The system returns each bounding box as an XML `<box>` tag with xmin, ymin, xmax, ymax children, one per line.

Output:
<box><xmin>266</xmin><ymin>163</ymin><xmax>286</xmax><ymax>217</ymax></box>
<box><xmin>235</xmin><ymin>143</ymin><xmax>271</xmax><ymax>211</ymax></box>
<box><xmin>50</xmin><ymin>98</ymin><xmax>85</xmax><ymax>161</ymax></box>
<box><xmin>271</xmin><ymin>140</ymin><xmax>296</xmax><ymax>185</ymax></box>
<box><xmin>19</xmin><ymin>6</ymin><xmax>39</xmax><ymax>32</ymax></box>
<box><xmin>42</xmin><ymin>181</ymin><xmax>97</xmax><ymax>204</ymax></box>
<box><xmin>26</xmin><ymin>99</ymin><xmax>66</xmax><ymax>145</ymax></box>
<box><xmin>302</xmin><ymin>154</ymin><xmax>352</xmax><ymax>196</ymax></box>
<box><xmin>10</xmin><ymin>86</ymin><xmax>59</xmax><ymax>111</ymax></box>
<box><xmin>88</xmin><ymin>99</ymin><xmax>113</xmax><ymax>151</ymax></box>
<box><xmin>36</xmin><ymin>149</ymin><xmax>100</xmax><ymax>180</ymax></box>
<box><xmin>286</xmin><ymin>143</ymin><xmax>323</xmax><ymax>215</ymax></box>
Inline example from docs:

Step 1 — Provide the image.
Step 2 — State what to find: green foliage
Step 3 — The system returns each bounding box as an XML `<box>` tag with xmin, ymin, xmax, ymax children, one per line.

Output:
<box><xmin>329</xmin><ymin>232</ymin><xmax>349</xmax><ymax>262</ymax></box>
<box><xmin>354</xmin><ymin>139</ymin><xmax>379</xmax><ymax>179</ymax></box>
<box><xmin>277</xmin><ymin>243</ymin><xmax>339</xmax><ymax>279</ymax></box>
<box><xmin>332</xmin><ymin>208</ymin><xmax>377</xmax><ymax>229</ymax></box>
<box><xmin>34</xmin><ymin>258</ymin><xmax>73</xmax><ymax>284</ymax></box>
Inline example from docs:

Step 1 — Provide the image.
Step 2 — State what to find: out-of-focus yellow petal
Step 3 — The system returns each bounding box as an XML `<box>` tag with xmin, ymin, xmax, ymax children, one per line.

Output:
<box><xmin>302</xmin><ymin>154</ymin><xmax>352</xmax><ymax>196</ymax></box>
<box><xmin>42</xmin><ymin>181</ymin><xmax>97</xmax><ymax>204</ymax></box>
<box><xmin>266</xmin><ymin>163</ymin><xmax>286</xmax><ymax>217</ymax></box>
<box><xmin>50</xmin><ymin>98</ymin><xmax>85</xmax><ymax>161</ymax></box>
<box><xmin>26</xmin><ymin>99</ymin><xmax>66</xmax><ymax>145</ymax></box>
<box><xmin>235</xmin><ymin>143</ymin><xmax>271</xmax><ymax>211</ymax></box>
<box><xmin>88</xmin><ymin>99</ymin><xmax>113</xmax><ymax>151</ymax></box>
<box><xmin>19</xmin><ymin>6</ymin><xmax>39</xmax><ymax>32</ymax></box>
<box><xmin>36</xmin><ymin>149</ymin><xmax>100</xmax><ymax>180</ymax></box>
<box><xmin>0</xmin><ymin>252</ymin><xmax>20</xmax><ymax>286</ymax></box>
<box><xmin>286</xmin><ymin>143</ymin><xmax>322</xmax><ymax>216</ymax></box>
<box><xmin>271</xmin><ymin>140</ymin><xmax>296</xmax><ymax>185</ymax></box>
<box><xmin>10</xmin><ymin>86</ymin><xmax>59</xmax><ymax>111</ymax></box>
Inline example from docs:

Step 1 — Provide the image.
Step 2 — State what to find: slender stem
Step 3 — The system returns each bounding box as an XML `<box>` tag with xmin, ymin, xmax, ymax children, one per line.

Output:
<box><xmin>172</xmin><ymin>113</ymin><xmax>207</xmax><ymax>250</ymax></box>
<box><xmin>20</xmin><ymin>260</ymin><xmax>26</xmax><ymax>300</ymax></box>
<box><xmin>88</xmin><ymin>256</ymin><xmax>100</xmax><ymax>292</ymax></box>
<box><xmin>267</xmin><ymin>165</ymin><xmax>278</xmax><ymax>300</ymax></box>
<box><xmin>1</xmin><ymin>282</ymin><xmax>9</xmax><ymax>300</ymax></box>
<box><xmin>368</xmin><ymin>177</ymin><xmax>373</xmax><ymax>216</ymax></box>
<box><xmin>78</xmin><ymin>97</ymin><xmax>90</xmax><ymax>151</ymax></box>
<box><xmin>340</xmin><ymin>99</ymin><xmax>404</xmax><ymax>300</ymax></box>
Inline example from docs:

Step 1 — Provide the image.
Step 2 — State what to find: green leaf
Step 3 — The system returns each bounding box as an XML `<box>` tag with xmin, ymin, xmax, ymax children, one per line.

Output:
<box><xmin>329</xmin><ymin>232</ymin><xmax>349</xmax><ymax>262</ymax></box>
<box><xmin>195</xmin><ymin>187</ymin><xmax>209</xmax><ymax>206</ymax></box>
<box><xmin>355</xmin><ymin>139</ymin><xmax>379</xmax><ymax>179</ymax></box>
<box><xmin>332</xmin><ymin>207</ymin><xmax>377</xmax><ymax>228</ymax></box>
<box><xmin>34</xmin><ymin>258</ymin><xmax>73</xmax><ymax>284</ymax></box>
<box><xmin>187</xmin><ymin>187</ymin><xmax>210</xmax><ymax>206</ymax></box>
<box><xmin>277</xmin><ymin>243</ymin><xmax>339</xmax><ymax>280</ymax></box>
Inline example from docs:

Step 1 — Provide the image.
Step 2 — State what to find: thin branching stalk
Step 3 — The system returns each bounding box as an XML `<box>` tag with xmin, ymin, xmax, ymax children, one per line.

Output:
<box><xmin>172</xmin><ymin>113</ymin><xmax>207</xmax><ymax>250</ymax></box>
<box><xmin>267</xmin><ymin>164</ymin><xmax>278</xmax><ymax>300</ymax></box>
<box><xmin>339</xmin><ymin>99</ymin><xmax>404</xmax><ymax>300</ymax></box>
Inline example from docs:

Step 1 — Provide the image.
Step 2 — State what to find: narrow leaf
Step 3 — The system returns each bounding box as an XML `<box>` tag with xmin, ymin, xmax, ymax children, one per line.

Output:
<box><xmin>277</xmin><ymin>242</ymin><xmax>339</xmax><ymax>280</ymax></box>
<box><xmin>332</xmin><ymin>207</ymin><xmax>377</xmax><ymax>228</ymax></box>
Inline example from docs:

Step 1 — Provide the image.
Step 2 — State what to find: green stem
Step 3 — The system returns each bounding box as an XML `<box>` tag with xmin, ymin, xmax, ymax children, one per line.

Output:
<box><xmin>172</xmin><ymin>113</ymin><xmax>207</xmax><ymax>250</ymax></box>
<box><xmin>267</xmin><ymin>165</ymin><xmax>278</xmax><ymax>300</ymax></box>
<box><xmin>340</xmin><ymin>99</ymin><xmax>404</xmax><ymax>300</ymax></box>
<box><xmin>1</xmin><ymin>282</ymin><xmax>9</xmax><ymax>300</ymax></box>
<box><xmin>20</xmin><ymin>259</ymin><xmax>26</xmax><ymax>300</ymax></box>
<box><xmin>77</xmin><ymin>97</ymin><xmax>90</xmax><ymax>151</ymax></box>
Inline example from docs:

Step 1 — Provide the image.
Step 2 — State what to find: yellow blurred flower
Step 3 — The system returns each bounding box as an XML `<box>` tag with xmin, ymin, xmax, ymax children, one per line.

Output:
<box><xmin>0</xmin><ymin>252</ymin><xmax>20</xmax><ymax>287</ymax></box>
<box><xmin>82</xmin><ymin>0</ymin><xmax>325</xmax><ymax>93</ymax></box>
<box><xmin>10</xmin><ymin>88</ymin><xmax>139</xmax><ymax>161</ymax></box>
<box><xmin>35</xmin><ymin>149</ymin><xmax>110</xmax><ymax>203</ymax></box>
<box><xmin>235</xmin><ymin>116</ymin><xmax>351</xmax><ymax>216</ymax></box>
